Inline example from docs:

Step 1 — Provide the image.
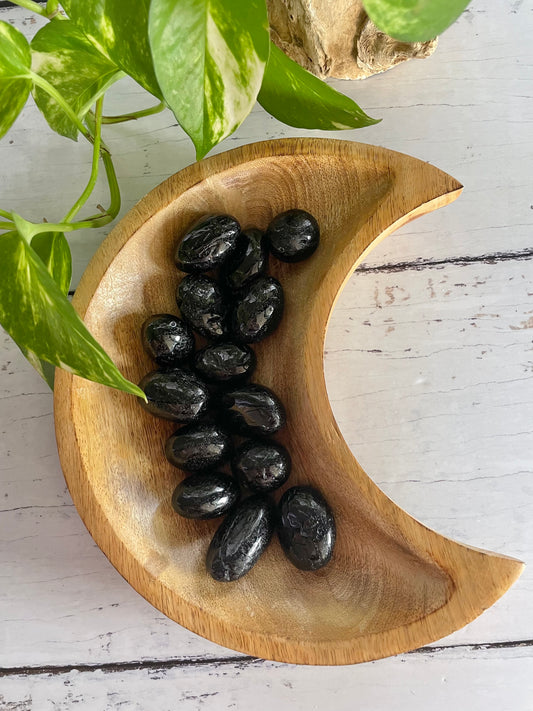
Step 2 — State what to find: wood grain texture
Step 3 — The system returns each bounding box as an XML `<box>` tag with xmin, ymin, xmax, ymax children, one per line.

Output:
<box><xmin>52</xmin><ymin>138</ymin><xmax>523</xmax><ymax>665</ymax></box>
<box><xmin>1</xmin><ymin>645</ymin><xmax>532</xmax><ymax>711</ymax></box>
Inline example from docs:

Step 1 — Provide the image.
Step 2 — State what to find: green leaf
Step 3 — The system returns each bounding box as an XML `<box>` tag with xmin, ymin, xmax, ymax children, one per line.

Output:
<box><xmin>31</xmin><ymin>19</ymin><xmax>123</xmax><ymax>140</ymax></box>
<box><xmin>362</xmin><ymin>0</ymin><xmax>471</xmax><ymax>42</ymax></box>
<box><xmin>0</xmin><ymin>21</ymin><xmax>32</xmax><ymax>139</ymax></box>
<box><xmin>149</xmin><ymin>0</ymin><xmax>270</xmax><ymax>159</ymax></box>
<box><xmin>258</xmin><ymin>43</ymin><xmax>379</xmax><ymax>131</ymax></box>
<box><xmin>0</xmin><ymin>230</ymin><xmax>143</xmax><ymax>397</ymax></box>
<box><xmin>31</xmin><ymin>231</ymin><xmax>72</xmax><ymax>295</ymax></box>
<box><xmin>61</xmin><ymin>0</ymin><xmax>162</xmax><ymax>99</ymax></box>
<box><xmin>30</xmin><ymin>231</ymin><xmax>73</xmax><ymax>386</ymax></box>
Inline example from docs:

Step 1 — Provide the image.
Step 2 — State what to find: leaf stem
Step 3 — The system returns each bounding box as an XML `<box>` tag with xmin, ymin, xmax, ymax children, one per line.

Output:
<box><xmin>99</xmin><ymin>101</ymin><xmax>166</xmax><ymax>124</ymax></box>
<box><xmin>0</xmin><ymin>209</ymin><xmax>13</xmax><ymax>220</ymax></box>
<box><xmin>63</xmin><ymin>98</ymin><xmax>104</xmax><ymax>223</ymax></box>
<box><xmin>30</xmin><ymin>72</ymin><xmax>93</xmax><ymax>144</ymax></box>
<box><xmin>0</xmin><ymin>221</ymin><xmax>15</xmax><ymax>230</ymax></box>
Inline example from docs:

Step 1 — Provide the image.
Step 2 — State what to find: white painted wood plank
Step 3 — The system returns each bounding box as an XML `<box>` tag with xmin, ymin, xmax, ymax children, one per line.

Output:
<box><xmin>1</xmin><ymin>258</ymin><xmax>531</xmax><ymax>667</ymax></box>
<box><xmin>0</xmin><ymin>1</ymin><xmax>532</xmax><ymax>288</ymax></box>
<box><xmin>1</xmin><ymin>645</ymin><xmax>532</xmax><ymax>711</ymax></box>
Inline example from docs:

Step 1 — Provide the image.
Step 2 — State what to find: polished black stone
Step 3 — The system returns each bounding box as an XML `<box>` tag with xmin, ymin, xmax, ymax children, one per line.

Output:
<box><xmin>221</xmin><ymin>228</ymin><xmax>268</xmax><ymax>291</ymax></box>
<box><xmin>266</xmin><ymin>209</ymin><xmax>320</xmax><ymax>263</ymax></box>
<box><xmin>171</xmin><ymin>472</ymin><xmax>240</xmax><ymax>520</ymax></box>
<box><xmin>231</xmin><ymin>276</ymin><xmax>284</xmax><ymax>343</ymax></box>
<box><xmin>177</xmin><ymin>274</ymin><xmax>229</xmax><ymax>340</ymax></box>
<box><xmin>138</xmin><ymin>369</ymin><xmax>209</xmax><ymax>422</ymax></box>
<box><xmin>206</xmin><ymin>495</ymin><xmax>277</xmax><ymax>581</ymax></box>
<box><xmin>141</xmin><ymin>314</ymin><xmax>195</xmax><ymax>366</ymax></box>
<box><xmin>175</xmin><ymin>214</ymin><xmax>240</xmax><ymax>273</ymax></box>
<box><xmin>165</xmin><ymin>423</ymin><xmax>232</xmax><ymax>472</ymax></box>
<box><xmin>218</xmin><ymin>384</ymin><xmax>286</xmax><ymax>436</ymax></box>
<box><xmin>278</xmin><ymin>486</ymin><xmax>336</xmax><ymax>571</ymax></box>
<box><xmin>232</xmin><ymin>439</ymin><xmax>291</xmax><ymax>492</ymax></box>
<box><xmin>193</xmin><ymin>342</ymin><xmax>256</xmax><ymax>385</ymax></box>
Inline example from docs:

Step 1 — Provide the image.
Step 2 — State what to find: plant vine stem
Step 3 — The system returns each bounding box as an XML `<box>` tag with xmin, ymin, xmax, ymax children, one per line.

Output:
<box><xmin>30</xmin><ymin>73</ymin><xmax>96</xmax><ymax>147</ymax></box>
<box><xmin>0</xmin><ymin>222</ymin><xmax>15</xmax><ymax>230</ymax></box>
<box><xmin>100</xmin><ymin>101</ymin><xmax>166</xmax><ymax>124</ymax></box>
<box><xmin>0</xmin><ymin>209</ymin><xmax>13</xmax><ymax>220</ymax></box>
<box><xmin>63</xmin><ymin>98</ymin><xmax>104</xmax><ymax>223</ymax></box>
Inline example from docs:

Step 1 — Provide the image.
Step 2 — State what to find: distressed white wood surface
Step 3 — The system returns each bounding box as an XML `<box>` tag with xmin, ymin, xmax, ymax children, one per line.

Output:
<box><xmin>1</xmin><ymin>645</ymin><xmax>532</xmax><ymax>711</ymax></box>
<box><xmin>1</xmin><ymin>0</ymin><xmax>532</xmax><ymax>708</ymax></box>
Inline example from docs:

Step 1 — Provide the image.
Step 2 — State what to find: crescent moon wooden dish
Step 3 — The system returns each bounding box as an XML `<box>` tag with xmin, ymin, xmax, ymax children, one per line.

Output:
<box><xmin>54</xmin><ymin>138</ymin><xmax>523</xmax><ymax>665</ymax></box>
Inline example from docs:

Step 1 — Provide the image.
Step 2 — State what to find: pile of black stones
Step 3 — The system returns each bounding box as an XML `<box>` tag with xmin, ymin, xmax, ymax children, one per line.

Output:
<box><xmin>139</xmin><ymin>210</ymin><xmax>336</xmax><ymax>582</ymax></box>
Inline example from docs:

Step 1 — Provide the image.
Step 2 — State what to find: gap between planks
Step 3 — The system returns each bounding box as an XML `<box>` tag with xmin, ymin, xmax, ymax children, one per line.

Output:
<box><xmin>1</xmin><ymin>639</ymin><xmax>532</xmax><ymax>678</ymax></box>
<box><xmin>65</xmin><ymin>247</ymin><xmax>533</xmax><ymax>297</ymax></box>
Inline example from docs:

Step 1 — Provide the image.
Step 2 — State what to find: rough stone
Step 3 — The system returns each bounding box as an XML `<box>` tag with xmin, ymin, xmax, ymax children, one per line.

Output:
<box><xmin>266</xmin><ymin>0</ymin><xmax>437</xmax><ymax>80</ymax></box>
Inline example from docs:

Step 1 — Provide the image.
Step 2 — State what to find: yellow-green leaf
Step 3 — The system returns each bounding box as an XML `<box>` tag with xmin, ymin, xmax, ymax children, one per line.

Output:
<box><xmin>0</xmin><ymin>230</ymin><xmax>143</xmax><ymax>397</ymax></box>
<box><xmin>362</xmin><ymin>0</ymin><xmax>471</xmax><ymax>42</ymax></box>
<box><xmin>0</xmin><ymin>21</ymin><xmax>32</xmax><ymax>139</ymax></box>
<box><xmin>149</xmin><ymin>0</ymin><xmax>270</xmax><ymax>159</ymax></box>
<box><xmin>31</xmin><ymin>19</ymin><xmax>123</xmax><ymax>140</ymax></box>
<box><xmin>61</xmin><ymin>0</ymin><xmax>161</xmax><ymax>98</ymax></box>
<box><xmin>31</xmin><ymin>231</ymin><xmax>72</xmax><ymax>295</ymax></box>
<box><xmin>258</xmin><ymin>43</ymin><xmax>379</xmax><ymax>131</ymax></box>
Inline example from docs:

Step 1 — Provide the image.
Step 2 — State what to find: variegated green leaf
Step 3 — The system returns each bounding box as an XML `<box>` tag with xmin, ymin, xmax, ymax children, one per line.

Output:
<box><xmin>28</xmin><ymin>231</ymin><xmax>72</xmax><ymax>387</ymax></box>
<box><xmin>0</xmin><ymin>230</ymin><xmax>143</xmax><ymax>397</ymax></box>
<box><xmin>61</xmin><ymin>0</ymin><xmax>161</xmax><ymax>98</ymax></box>
<box><xmin>31</xmin><ymin>231</ymin><xmax>72</xmax><ymax>295</ymax></box>
<box><xmin>31</xmin><ymin>19</ymin><xmax>123</xmax><ymax>140</ymax></box>
<box><xmin>258</xmin><ymin>43</ymin><xmax>379</xmax><ymax>131</ymax></box>
<box><xmin>149</xmin><ymin>0</ymin><xmax>270</xmax><ymax>159</ymax></box>
<box><xmin>362</xmin><ymin>0</ymin><xmax>471</xmax><ymax>42</ymax></box>
<box><xmin>0</xmin><ymin>21</ymin><xmax>32</xmax><ymax>139</ymax></box>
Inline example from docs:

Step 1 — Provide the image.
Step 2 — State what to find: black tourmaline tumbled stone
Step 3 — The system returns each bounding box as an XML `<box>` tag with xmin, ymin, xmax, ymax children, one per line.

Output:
<box><xmin>165</xmin><ymin>423</ymin><xmax>232</xmax><ymax>472</ymax></box>
<box><xmin>206</xmin><ymin>495</ymin><xmax>277</xmax><ymax>581</ymax></box>
<box><xmin>231</xmin><ymin>276</ymin><xmax>284</xmax><ymax>343</ymax></box>
<box><xmin>177</xmin><ymin>274</ymin><xmax>230</xmax><ymax>341</ymax></box>
<box><xmin>193</xmin><ymin>342</ymin><xmax>256</xmax><ymax>386</ymax></box>
<box><xmin>232</xmin><ymin>439</ymin><xmax>291</xmax><ymax>492</ymax></box>
<box><xmin>265</xmin><ymin>209</ymin><xmax>320</xmax><ymax>263</ymax></box>
<box><xmin>138</xmin><ymin>369</ymin><xmax>209</xmax><ymax>422</ymax></box>
<box><xmin>221</xmin><ymin>228</ymin><xmax>268</xmax><ymax>292</ymax></box>
<box><xmin>218</xmin><ymin>384</ymin><xmax>286</xmax><ymax>437</ymax></box>
<box><xmin>175</xmin><ymin>214</ymin><xmax>240</xmax><ymax>273</ymax></box>
<box><xmin>171</xmin><ymin>472</ymin><xmax>240</xmax><ymax>519</ymax></box>
<box><xmin>278</xmin><ymin>486</ymin><xmax>336</xmax><ymax>571</ymax></box>
<box><xmin>141</xmin><ymin>314</ymin><xmax>195</xmax><ymax>366</ymax></box>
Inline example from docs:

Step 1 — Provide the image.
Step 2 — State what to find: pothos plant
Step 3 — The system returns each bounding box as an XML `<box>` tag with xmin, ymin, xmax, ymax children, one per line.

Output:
<box><xmin>0</xmin><ymin>0</ymin><xmax>471</xmax><ymax>398</ymax></box>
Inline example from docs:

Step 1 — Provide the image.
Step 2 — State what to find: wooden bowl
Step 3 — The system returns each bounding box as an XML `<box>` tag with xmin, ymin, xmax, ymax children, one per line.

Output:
<box><xmin>54</xmin><ymin>138</ymin><xmax>523</xmax><ymax>665</ymax></box>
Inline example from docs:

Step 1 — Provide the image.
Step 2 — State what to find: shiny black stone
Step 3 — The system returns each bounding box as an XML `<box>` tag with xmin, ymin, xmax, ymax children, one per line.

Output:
<box><xmin>266</xmin><ymin>209</ymin><xmax>320</xmax><ymax>263</ymax></box>
<box><xmin>175</xmin><ymin>214</ymin><xmax>241</xmax><ymax>273</ymax></box>
<box><xmin>206</xmin><ymin>495</ymin><xmax>277</xmax><ymax>581</ymax></box>
<box><xmin>221</xmin><ymin>228</ymin><xmax>268</xmax><ymax>291</ymax></box>
<box><xmin>177</xmin><ymin>274</ymin><xmax>229</xmax><ymax>340</ymax></box>
<box><xmin>278</xmin><ymin>486</ymin><xmax>336</xmax><ymax>571</ymax></box>
<box><xmin>218</xmin><ymin>384</ymin><xmax>286</xmax><ymax>437</ymax></box>
<box><xmin>231</xmin><ymin>276</ymin><xmax>284</xmax><ymax>343</ymax></box>
<box><xmin>193</xmin><ymin>342</ymin><xmax>256</xmax><ymax>385</ymax></box>
<box><xmin>171</xmin><ymin>472</ymin><xmax>240</xmax><ymax>520</ymax></box>
<box><xmin>141</xmin><ymin>314</ymin><xmax>195</xmax><ymax>366</ymax></box>
<box><xmin>232</xmin><ymin>439</ymin><xmax>291</xmax><ymax>492</ymax></box>
<box><xmin>165</xmin><ymin>423</ymin><xmax>232</xmax><ymax>472</ymax></box>
<box><xmin>138</xmin><ymin>369</ymin><xmax>209</xmax><ymax>422</ymax></box>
